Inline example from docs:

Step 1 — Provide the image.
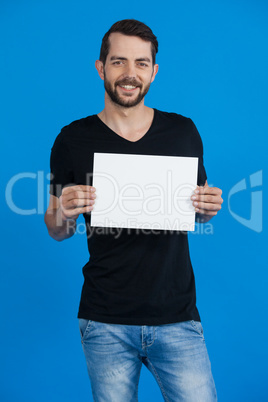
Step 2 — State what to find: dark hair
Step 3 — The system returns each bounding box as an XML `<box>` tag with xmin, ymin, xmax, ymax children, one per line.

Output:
<box><xmin>99</xmin><ymin>19</ymin><xmax>158</xmax><ymax>65</ymax></box>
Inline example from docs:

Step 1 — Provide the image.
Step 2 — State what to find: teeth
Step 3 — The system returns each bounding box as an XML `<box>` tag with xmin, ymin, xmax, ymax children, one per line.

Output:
<box><xmin>120</xmin><ymin>85</ymin><xmax>137</xmax><ymax>89</ymax></box>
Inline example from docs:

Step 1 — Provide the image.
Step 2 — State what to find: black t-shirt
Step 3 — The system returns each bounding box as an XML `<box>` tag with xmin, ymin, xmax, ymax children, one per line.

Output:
<box><xmin>50</xmin><ymin>109</ymin><xmax>207</xmax><ymax>325</ymax></box>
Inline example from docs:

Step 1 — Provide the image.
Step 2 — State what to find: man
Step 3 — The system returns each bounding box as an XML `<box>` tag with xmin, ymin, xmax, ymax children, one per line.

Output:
<box><xmin>45</xmin><ymin>19</ymin><xmax>223</xmax><ymax>402</ymax></box>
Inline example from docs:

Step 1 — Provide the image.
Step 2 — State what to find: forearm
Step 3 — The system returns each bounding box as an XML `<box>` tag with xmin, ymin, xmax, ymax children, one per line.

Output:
<box><xmin>44</xmin><ymin>208</ymin><xmax>77</xmax><ymax>241</ymax></box>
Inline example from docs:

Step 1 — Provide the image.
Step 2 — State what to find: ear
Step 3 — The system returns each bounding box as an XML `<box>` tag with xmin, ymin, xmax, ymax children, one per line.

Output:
<box><xmin>150</xmin><ymin>64</ymin><xmax>159</xmax><ymax>84</ymax></box>
<box><xmin>95</xmin><ymin>60</ymin><xmax>104</xmax><ymax>80</ymax></box>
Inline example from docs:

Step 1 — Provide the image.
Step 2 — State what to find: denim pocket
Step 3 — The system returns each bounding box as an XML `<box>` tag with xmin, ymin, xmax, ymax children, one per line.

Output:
<box><xmin>79</xmin><ymin>319</ymin><xmax>94</xmax><ymax>343</ymax></box>
<box><xmin>190</xmin><ymin>320</ymin><xmax>205</xmax><ymax>338</ymax></box>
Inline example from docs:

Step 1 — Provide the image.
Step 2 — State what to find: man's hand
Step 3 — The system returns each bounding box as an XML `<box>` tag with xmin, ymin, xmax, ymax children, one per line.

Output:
<box><xmin>59</xmin><ymin>185</ymin><xmax>96</xmax><ymax>222</ymax></box>
<box><xmin>45</xmin><ymin>185</ymin><xmax>96</xmax><ymax>241</ymax></box>
<box><xmin>191</xmin><ymin>181</ymin><xmax>223</xmax><ymax>223</ymax></box>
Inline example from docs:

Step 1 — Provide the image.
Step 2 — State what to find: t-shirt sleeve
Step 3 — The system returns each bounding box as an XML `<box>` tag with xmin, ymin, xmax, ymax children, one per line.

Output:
<box><xmin>49</xmin><ymin>132</ymin><xmax>75</xmax><ymax>198</ymax></box>
<box><xmin>189</xmin><ymin>119</ymin><xmax>207</xmax><ymax>186</ymax></box>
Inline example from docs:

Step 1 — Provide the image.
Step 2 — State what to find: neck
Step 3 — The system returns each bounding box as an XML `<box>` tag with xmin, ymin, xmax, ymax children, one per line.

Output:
<box><xmin>98</xmin><ymin>94</ymin><xmax>153</xmax><ymax>138</ymax></box>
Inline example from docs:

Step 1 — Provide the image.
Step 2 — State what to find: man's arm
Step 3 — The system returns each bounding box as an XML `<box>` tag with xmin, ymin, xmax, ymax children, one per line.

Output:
<box><xmin>192</xmin><ymin>180</ymin><xmax>223</xmax><ymax>223</ymax></box>
<box><xmin>44</xmin><ymin>185</ymin><xmax>96</xmax><ymax>241</ymax></box>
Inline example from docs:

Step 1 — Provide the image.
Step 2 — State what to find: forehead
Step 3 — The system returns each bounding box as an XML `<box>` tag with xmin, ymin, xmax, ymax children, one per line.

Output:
<box><xmin>107</xmin><ymin>32</ymin><xmax>152</xmax><ymax>60</ymax></box>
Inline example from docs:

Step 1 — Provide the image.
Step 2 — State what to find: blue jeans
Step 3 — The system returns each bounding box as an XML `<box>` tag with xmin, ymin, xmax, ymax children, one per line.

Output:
<box><xmin>79</xmin><ymin>319</ymin><xmax>217</xmax><ymax>402</ymax></box>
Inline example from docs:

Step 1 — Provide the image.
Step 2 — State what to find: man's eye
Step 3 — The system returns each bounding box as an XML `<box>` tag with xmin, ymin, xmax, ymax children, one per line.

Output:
<box><xmin>138</xmin><ymin>63</ymin><xmax>148</xmax><ymax>67</ymax></box>
<box><xmin>113</xmin><ymin>61</ymin><xmax>123</xmax><ymax>65</ymax></box>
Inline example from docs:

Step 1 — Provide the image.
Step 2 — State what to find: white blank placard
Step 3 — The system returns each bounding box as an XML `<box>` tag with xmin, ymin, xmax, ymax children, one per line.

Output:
<box><xmin>91</xmin><ymin>153</ymin><xmax>198</xmax><ymax>231</ymax></box>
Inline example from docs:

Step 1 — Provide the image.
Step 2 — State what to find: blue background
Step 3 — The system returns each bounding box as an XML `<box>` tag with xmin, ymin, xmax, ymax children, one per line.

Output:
<box><xmin>1</xmin><ymin>0</ymin><xmax>267</xmax><ymax>401</ymax></box>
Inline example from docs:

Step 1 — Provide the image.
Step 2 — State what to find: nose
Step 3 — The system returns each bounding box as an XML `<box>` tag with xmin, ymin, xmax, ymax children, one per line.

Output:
<box><xmin>124</xmin><ymin>62</ymin><xmax>137</xmax><ymax>78</ymax></box>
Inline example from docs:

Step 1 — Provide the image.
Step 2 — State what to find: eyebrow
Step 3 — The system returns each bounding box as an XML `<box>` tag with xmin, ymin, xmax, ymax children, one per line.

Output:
<box><xmin>110</xmin><ymin>56</ymin><xmax>151</xmax><ymax>63</ymax></box>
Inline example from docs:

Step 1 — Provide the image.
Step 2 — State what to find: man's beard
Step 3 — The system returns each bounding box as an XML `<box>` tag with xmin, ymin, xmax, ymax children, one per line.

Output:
<box><xmin>104</xmin><ymin>73</ymin><xmax>151</xmax><ymax>108</ymax></box>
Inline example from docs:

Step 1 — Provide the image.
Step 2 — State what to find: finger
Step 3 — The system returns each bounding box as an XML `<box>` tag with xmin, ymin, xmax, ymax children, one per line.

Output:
<box><xmin>194</xmin><ymin>194</ymin><xmax>223</xmax><ymax>204</ymax></box>
<box><xmin>62</xmin><ymin>205</ymin><xmax>94</xmax><ymax>219</ymax></box>
<box><xmin>62</xmin><ymin>189</ymin><xmax>96</xmax><ymax>203</ymax></box>
<box><xmin>62</xmin><ymin>185</ymin><xmax>96</xmax><ymax>196</ymax></box>
<box><xmin>193</xmin><ymin>200</ymin><xmax>222</xmax><ymax>212</ymax></box>
<box><xmin>191</xmin><ymin>193</ymin><xmax>223</xmax><ymax>205</ymax></box>
<box><xmin>60</xmin><ymin>193</ymin><xmax>95</xmax><ymax>210</ymax></box>
<box><xmin>198</xmin><ymin>186</ymin><xmax>222</xmax><ymax>196</ymax></box>
<box><xmin>63</xmin><ymin>198</ymin><xmax>95</xmax><ymax>209</ymax></box>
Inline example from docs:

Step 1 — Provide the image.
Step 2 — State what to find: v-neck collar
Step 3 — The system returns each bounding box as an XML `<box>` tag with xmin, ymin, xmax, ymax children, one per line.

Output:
<box><xmin>94</xmin><ymin>109</ymin><xmax>156</xmax><ymax>144</ymax></box>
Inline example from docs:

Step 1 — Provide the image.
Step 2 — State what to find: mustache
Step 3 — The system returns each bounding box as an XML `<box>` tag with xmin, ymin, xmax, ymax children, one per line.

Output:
<box><xmin>115</xmin><ymin>78</ymin><xmax>142</xmax><ymax>87</ymax></box>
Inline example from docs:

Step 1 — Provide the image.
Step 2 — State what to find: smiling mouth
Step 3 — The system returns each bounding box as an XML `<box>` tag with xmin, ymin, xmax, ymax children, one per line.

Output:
<box><xmin>119</xmin><ymin>85</ymin><xmax>139</xmax><ymax>91</ymax></box>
